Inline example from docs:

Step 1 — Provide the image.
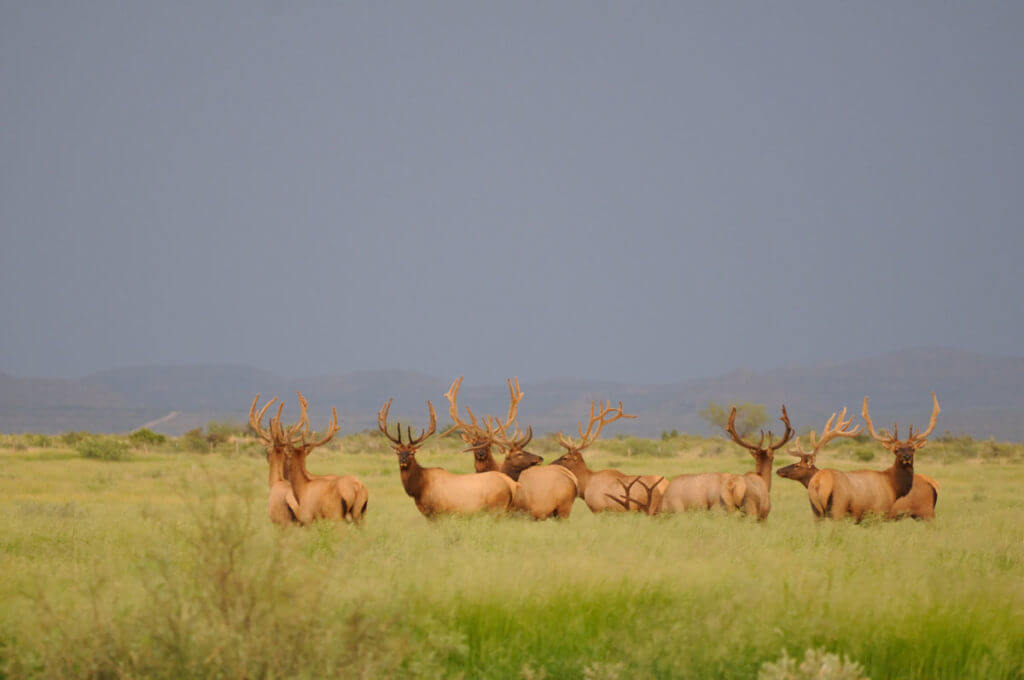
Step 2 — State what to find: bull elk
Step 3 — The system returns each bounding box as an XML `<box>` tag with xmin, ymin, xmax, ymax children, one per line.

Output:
<box><xmin>776</xmin><ymin>407</ymin><xmax>861</xmax><ymax>517</ymax></box>
<box><xmin>378</xmin><ymin>399</ymin><xmax>520</xmax><ymax>517</ymax></box>
<box><xmin>284</xmin><ymin>392</ymin><xmax>369</xmax><ymax>523</ymax></box>
<box><xmin>443</xmin><ymin>376</ymin><xmax>541</xmax><ymax>479</ymax></box>
<box><xmin>490</xmin><ymin>423</ymin><xmax>579</xmax><ymax>520</ymax></box>
<box><xmin>806</xmin><ymin>393</ymin><xmax>940</xmax><ymax>521</ymax></box>
<box><xmin>249</xmin><ymin>394</ymin><xmax>300</xmax><ymax>526</ymax></box>
<box><xmin>659</xmin><ymin>405</ymin><xmax>793</xmax><ymax>520</ymax></box>
<box><xmin>551</xmin><ymin>401</ymin><xmax>666</xmax><ymax>513</ymax></box>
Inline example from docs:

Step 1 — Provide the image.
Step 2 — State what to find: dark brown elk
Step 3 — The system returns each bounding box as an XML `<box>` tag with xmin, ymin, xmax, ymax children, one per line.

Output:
<box><xmin>806</xmin><ymin>393</ymin><xmax>940</xmax><ymax>521</ymax></box>
<box><xmin>284</xmin><ymin>392</ymin><xmax>368</xmax><ymax>523</ymax></box>
<box><xmin>248</xmin><ymin>394</ymin><xmax>299</xmax><ymax>526</ymax></box>
<box><xmin>443</xmin><ymin>376</ymin><xmax>541</xmax><ymax>479</ymax></box>
<box><xmin>776</xmin><ymin>408</ymin><xmax>861</xmax><ymax>517</ymax></box>
<box><xmin>659</xmin><ymin>405</ymin><xmax>793</xmax><ymax>520</ymax></box>
<box><xmin>551</xmin><ymin>401</ymin><xmax>666</xmax><ymax>513</ymax></box>
<box><xmin>378</xmin><ymin>399</ymin><xmax>519</xmax><ymax>517</ymax></box>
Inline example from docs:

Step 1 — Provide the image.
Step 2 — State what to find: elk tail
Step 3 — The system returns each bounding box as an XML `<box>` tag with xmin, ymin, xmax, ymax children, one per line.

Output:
<box><xmin>809</xmin><ymin>472</ymin><xmax>833</xmax><ymax>516</ymax></box>
<box><xmin>721</xmin><ymin>475</ymin><xmax>746</xmax><ymax>510</ymax></box>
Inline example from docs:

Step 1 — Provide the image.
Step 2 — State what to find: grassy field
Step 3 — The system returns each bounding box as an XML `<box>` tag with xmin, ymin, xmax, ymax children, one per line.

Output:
<box><xmin>0</xmin><ymin>432</ymin><xmax>1022</xmax><ymax>679</ymax></box>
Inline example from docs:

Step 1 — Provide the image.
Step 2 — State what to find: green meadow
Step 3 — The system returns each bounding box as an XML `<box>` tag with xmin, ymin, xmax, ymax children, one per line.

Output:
<box><xmin>0</xmin><ymin>432</ymin><xmax>1021</xmax><ymax>679</ymax></box>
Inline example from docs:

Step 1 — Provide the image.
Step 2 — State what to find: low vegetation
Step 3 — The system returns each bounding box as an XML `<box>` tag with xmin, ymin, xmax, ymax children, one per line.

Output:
<box><xmin>0</xmin><ymin>428</ymin><xmax>1022</xmax><ymax>678</ymax></box>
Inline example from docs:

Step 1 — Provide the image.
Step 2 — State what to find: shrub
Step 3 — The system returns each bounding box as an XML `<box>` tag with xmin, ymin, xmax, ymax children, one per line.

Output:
<box><xmin>700</xmin><ymin>401</ymin><xmax>767</xmax><ymax>436</ymax></box>
<box><xmin>179</xmin><ymin>428</ymin><xmax>209</xmax><ymax>453</ymax></box>
<box><xmin>24</xmin><ymin>433</ymin><xmax>52</xmax><ymax>448</ymax></box>
<box><xmin>128</xmin><ymin>428</ymin><xmax>167</xmax><ymax>447</ymax></box>
<box><xmin>60</xmin><ymin>430</ymin><xmax>92</xmax><ymax>446</ymax></box>
<box><xmin>75</xmin><ymin>437</ymin><xmax>130</xmax><ymax>461</ymax></box>
<box><xmin>853</xmin><ymin>448</ymin><xmax>875</xmax><ymax>462</ymax></box>
<box><xmin>759</xmin><ymin>648</ymin><xmax>868</xmax><ymax>680</ymax></box>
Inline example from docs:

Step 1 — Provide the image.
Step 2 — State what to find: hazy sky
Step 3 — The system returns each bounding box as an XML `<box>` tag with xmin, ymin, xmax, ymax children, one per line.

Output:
<box><xmin>2</xmin><ymin>2</ymin><xmax>1022</xmax><ymax>384</ymax></box>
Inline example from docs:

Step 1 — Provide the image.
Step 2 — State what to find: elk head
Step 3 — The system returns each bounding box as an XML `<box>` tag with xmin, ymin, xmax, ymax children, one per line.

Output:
<box><xmin>862</xmin><ymin>392</ymin><xmax>940</xmax><ymax>467</ymax></box>
<box><xmin>724</xmin><ymin>404</ymin><xmax>794</xmax><ymax>469</ymax></box>
<box><xmin>551</xmin><ymin>400</ymin><xmax>637</xmax><ymax>475</ymax></box>
<box><xmin>442</xmin><ymin>376</ymin><xmax>524</xmax><ymax>466</ymax></box>
<box><xmin>777</xmin><ymin>407</ymin><xmax>861</xmax><ymax>485</ymax></box>
<box><xmin>491</xmin><ymin>423</ymin><xmax>543</xmax><ymax>479</ymax></box>
<box><xmin>378</xmin><ymin>398</ymin><xmax>438</xmax><ymax>470</ymax></box>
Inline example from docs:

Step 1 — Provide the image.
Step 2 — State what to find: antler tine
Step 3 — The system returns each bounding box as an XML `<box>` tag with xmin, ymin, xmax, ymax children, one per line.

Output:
<box><xmin>285</xmin><ymin>391</ymin><xmax>311</xmax><ymax>444</ymax></box>
<box><xmin>911</xmin><ymin>392</ymin><xmax>941</xmax><ymax>448</ymax></box>
<box><xmin>584</xmin><ymin>400</ymin><xmax>637</xmax><ymax>449</ymax></box>
<box><xmin>788</xmin><ymin>435</ymin><xmax>812</xmax><ymax>458</ymax></box>
<box><xmin>603</xmin><ymin>476</ymin><xmax>639</xmax><ymax>510</ymax></box>
<box><xmin>377</xmin><ymin>398</ymin><xmax>405</xmax><ymax>447</ymax></box>
<box><xmin>808</xmin><ymin>407</ymin><xmax>861</xmax><ymax>456</ymax></box>
<box><xmin>502</xmin><ymin>377</ymin><xmax>524</xmax><ymax>430</ymax></box>
<box><xmin>635</xmin><ymin>476</ymin><xmax>664</xmax><ymax>514</ymax></box>
<box><xmin>767</xmin><ymin>405</ymin><xmax>795</xmax><ymax>452</ymax></box>
<box><xmin>304</xmin><ymin>406</ymin><xmax>340</xmax><ymax>449</ymax></box>
<box><xmin>248</xmin><ymin>394</ymin><xmax>277</xmax><ymax>443</ymax></box>
<box><xmin>407</xmin><ymin>400</ymin><xmax>438</xmax><ymax>447</ymax></box>
<box><xmin>725</xmin><ymin>405</ymin><xmax>760</xmax><ymax>452</ymax></box>
<box><xmin>861</xmin><ymin>396</ymin><xmax>895</xmax><ymax>447</ymax></box>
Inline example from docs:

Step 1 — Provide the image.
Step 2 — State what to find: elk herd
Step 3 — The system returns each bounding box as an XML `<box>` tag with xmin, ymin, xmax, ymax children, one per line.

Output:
<box><xmin>249</xmin><ymin>379</ymin><xmax>942</xmax><ymax>526</ymax></box>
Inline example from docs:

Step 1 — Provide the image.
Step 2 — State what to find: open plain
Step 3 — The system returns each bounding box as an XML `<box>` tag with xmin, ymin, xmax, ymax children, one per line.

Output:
<box><xmin>0</xmin><ymin>431</ymin><xmax>1021</xmax><ymax>679</ymax></box>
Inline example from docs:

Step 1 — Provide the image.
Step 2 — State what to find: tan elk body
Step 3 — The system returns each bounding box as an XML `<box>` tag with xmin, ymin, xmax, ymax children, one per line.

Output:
<box><xmin>379</xmin><ymin>400</ymin><xmax>519</xmax><ymax>517</ymax></box>
<box><xmin>283</xmin><ymin>393</ymin><xmax>368</xmax><ymax>523</ymax></box>
<box><xmin>805</xmin><ymin>393</ymin><xmax>940</xmax><ymax>521</ymax></box>
<box><xmin>249</xmin><ymin>395</ymin><xmax>300</xmax><ymax>526</ymax></box>
<box><xmin>443</xmin><ymin>377</ymin><xmax>576</xmax><ymax>519</ymax></box>
<box><xmin>659</xmin><ymin>406</ymin><xmax>793</xmax><ymax>520</ymax></box>
<box><xmin>551</xmin><ymin>401</ymin><xmax>666</xmax><ymax>514</ymax></box>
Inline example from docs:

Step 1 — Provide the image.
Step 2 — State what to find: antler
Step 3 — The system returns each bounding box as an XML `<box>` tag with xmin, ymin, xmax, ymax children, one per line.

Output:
<box><xmin>726</xmin><ymin>405</ymin><xmax>793</xmax><ymax>453</ymax></box>
<box><xmin>492</xmin><ymin>423</ymin><xmax>533</xmax><ymax>452</ymax></box>
<box><xmin>557</xmin><ymin>400</ymin><xmax>637</xmax><ymax>452</ymax></box>
<box><xmin>248</xmin><ymin>394</ymin><xmax>277</xmax><ymax>444</ymax></box>
<box><xmin>442</xmin><ymin>376</ymin><xmax>524</xmax><ymax>447</ymax></box>
<box><xmin>604</xmin><ymin>476</ymin><xmax>664</xmax><ymax>514</ymax></box>
<box><xmin>864</xmin><ymin>392</ymin><xmax>940</xmax><ymax>450</ymax></box>
<box><xmin>791</xmin><ymin>407</ymin><xmax>861</xmax><ymax>459</ymax></box>
<box><xmin>909</xmin><ymin>392</ymin><xmax>941</xmax><ymax>449</ymax></box>
<box><xmin>377</xmin><ymin>399</ymin><xmax>438</xmax><ymax>450</ymax></box>
<box><xmin>294</xmin><ymin>391</ymin><xmax>340</xmax><ymax>450</ymax></box>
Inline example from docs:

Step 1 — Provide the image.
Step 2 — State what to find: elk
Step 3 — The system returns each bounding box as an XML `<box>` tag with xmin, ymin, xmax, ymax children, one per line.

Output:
<box><xmin>443</xmin><ymin>376</ymin><xmax>541</xmax><ymax>479</ymax></box>
<box><xmin>806</xmin><ymin>393</ymin><xmax>940</xmax><ymax>521</ymax></box>
<box><xmin>378</xmin><ymin>399</ymin><xmax>520</xmax><ymax>517</ymax></box>
<box><xmin>551</xmin><ymin>400</ymin><xmax>666</xmax><ymax>513</ymax></box>
<box><xmin>282</xmin><ymin>392</ymin><xmax>368</xmax><ymax>524</ymax></box>
<box><xmin>490</xmin><ymin>423</ymin><xmax>579</xmax><ymax>520</ymax></box>
<box><xmin>248</xmin><ymin>394</ymin><xmax>299</xmax><ymax>526</ymax></box>
<box><xmin>659</xmin><ymin>405</ymin><xmax>793</xmax><ymax>520</ymax></box>
<box><xmin>776</xmin><ymin>408</ymin><xmax>861</xmax><ymax>517</ymax></box>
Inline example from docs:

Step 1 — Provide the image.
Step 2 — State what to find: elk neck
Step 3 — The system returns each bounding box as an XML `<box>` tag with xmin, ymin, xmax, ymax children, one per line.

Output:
<box><xmin>285</xmin><ymin>450</ymin><xmax>313</xmax><ymax>497</ymax></box>
<box><xmin>399</xmin><ymin>454</ymin><xmax>427</xmax><ymax>500</ymax></box>
<box><xmin>267</xmin><ymin>450</ymin><xmax>288</xmax><ymax>489</ymax></box>
<box><xmin>754</xmin><ymin>452</ymin><xmax>774</xmax><ymax>491</ymax></box>
<box><xmin>886</xmin><ymin>456</ymin><xmax>915</xmax><ymax>499</ymax></box>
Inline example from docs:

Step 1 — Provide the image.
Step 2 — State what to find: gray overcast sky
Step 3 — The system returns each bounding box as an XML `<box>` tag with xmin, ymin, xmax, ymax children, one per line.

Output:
<box><xmin>1</xmin><ymin>2</ymin><xmax>1022</xmax><ymax>383</ymax></box>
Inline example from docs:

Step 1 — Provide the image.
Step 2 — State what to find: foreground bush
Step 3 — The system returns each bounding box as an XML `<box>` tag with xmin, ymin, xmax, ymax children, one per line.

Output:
<box><xmin>75</xmin><ymin>437</ymin><xmax>130</xmax><ymax>461</ymax></box>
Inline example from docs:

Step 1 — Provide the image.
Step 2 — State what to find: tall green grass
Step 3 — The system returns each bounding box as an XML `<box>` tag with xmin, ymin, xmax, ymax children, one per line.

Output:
<box><xmin>0</xmin><ymin>439</ymin><xmax>1021</xmax><ymax>678</ymax></box>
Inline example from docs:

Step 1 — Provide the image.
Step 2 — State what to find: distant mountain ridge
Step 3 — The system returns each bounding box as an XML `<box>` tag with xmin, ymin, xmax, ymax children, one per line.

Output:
<box><xmin>1</xmin><ymin>348</ymin><xmax>1022</xmax><ymax>440</ymax></box>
